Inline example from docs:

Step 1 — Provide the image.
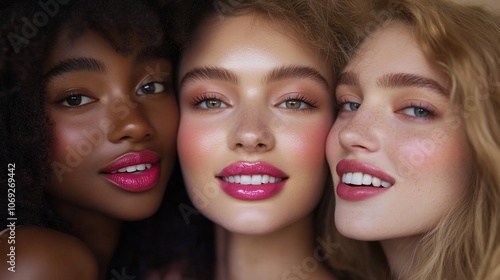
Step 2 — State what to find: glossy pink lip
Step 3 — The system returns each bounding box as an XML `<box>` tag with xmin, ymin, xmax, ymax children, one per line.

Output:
<box><xmin>100</xmin><ymin>150</ymin><xmax>160</xmax><ymax>192</ymax></box>
<box><xmin>217</xmin><ymin>161</ymin><xmax>288</xmax><ymax>201</ymax></box>
<box><xmin>335</xmin><ymin>159</ymin><xmax>395</xmax><ymax>201</ymax></box>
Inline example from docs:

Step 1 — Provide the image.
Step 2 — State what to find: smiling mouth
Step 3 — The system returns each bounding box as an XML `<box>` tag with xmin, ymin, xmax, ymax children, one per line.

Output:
<box><xmin>220</xmin><ymin>175</ymin><xmax>286</xmax><ymax>185</ymax></box>
<box><xmin>342</xmin><ymin>172</ymin><xmax>393</xmax><ymax>188</ymax></box>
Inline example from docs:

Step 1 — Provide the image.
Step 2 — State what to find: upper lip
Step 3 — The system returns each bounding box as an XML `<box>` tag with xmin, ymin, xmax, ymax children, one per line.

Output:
<box><xmin>218</xmin><ymin>161</ymin><xmax>288</xmax><ymax>178</ymax></box>
<box><xmin>100</xmin><ymin>150</ymin><xmax>160</xmax><ymax>173</ymax></box>
<box><xmin>336</xmin><ymin>159</ymin><xmax>395</xmax><ymax>185</ymax></box>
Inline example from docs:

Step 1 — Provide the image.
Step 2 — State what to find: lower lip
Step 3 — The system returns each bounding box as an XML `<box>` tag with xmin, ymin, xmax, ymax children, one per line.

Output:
<box><xmin>219</xmin><ymin>179</ymin><xmax>285</xmax><ymax>201</ymax></box>
<box><xmin>336</xmin><ymin>183</ymin><xmax>388</xmax><ymax>201</ymax></box>
<box><xmin>102</xmin><ymin>164</ymin><xmax>160</xmax><ymax>192</ymax></box>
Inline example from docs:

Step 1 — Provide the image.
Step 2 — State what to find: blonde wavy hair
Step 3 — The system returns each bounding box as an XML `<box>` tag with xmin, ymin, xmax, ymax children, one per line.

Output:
<box><xmin>325</xmin><ymin>0</ymin><xmax>500</xmax><ymax>279</ymax></box>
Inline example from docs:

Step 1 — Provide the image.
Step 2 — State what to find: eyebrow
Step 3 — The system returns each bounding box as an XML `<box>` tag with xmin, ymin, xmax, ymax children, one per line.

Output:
<box><xmin>264</xmin><ymin>65</ymin><xmax>329</xmax><ymax>90</ymax></box>
<box><xmin>378</xmin><ymin>73</ymin><xmax>448</xmax><ymax>95</ymax></box>
<box><xmin>43</xmin><ymin>57</ymin><xmax>106</xmax><ymax>82</ymax></box>
<box><xmin>180</xmin><ymin>65</ymin><xmax>329</xmax><ymax>89</ymax></box>
<box><xmin>180</xmin><ymin>66</ymin><xmax>239</xmax><ymax>87</ymax></box>
<box><xmin>337</xmin><ymin>71</ymin><xmax>448</xmax><ymax>95</ymax></box>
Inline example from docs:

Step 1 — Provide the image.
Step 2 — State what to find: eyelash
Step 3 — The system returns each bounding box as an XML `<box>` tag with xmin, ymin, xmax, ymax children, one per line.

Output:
<box><xmin>278</xmin><ymin>94</ymin><xmax>318</xmax><ymax>111</ymax></box>
<box><xmin>335</xmin><ymin>98</ymin><xmax>437</xmax><ymax>120</ymax></box>
<box><xmin>404</xmin><ymin>101</ymin><xmax>436</xmax><ymax>120</ymax></box>
<box><xmin>190</xmin><ymin>93</ymin><xmax>228</xmax><ymax>109</ymax></box>
<box><xmin>56</xmin><ymin>90</ymin><xmax>95</xmax><ymax>108</ymax></box>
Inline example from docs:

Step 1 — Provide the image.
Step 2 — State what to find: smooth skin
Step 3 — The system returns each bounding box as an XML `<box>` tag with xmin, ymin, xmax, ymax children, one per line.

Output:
<box><xmin>0</xmin><ymin>28</ymin><xmax>178</xmax><ymax>280</ymax></box>
<box><xmin>179</xmin><ymin>14</ymin><xmax>335</xmax><ymax>280</ymax></box>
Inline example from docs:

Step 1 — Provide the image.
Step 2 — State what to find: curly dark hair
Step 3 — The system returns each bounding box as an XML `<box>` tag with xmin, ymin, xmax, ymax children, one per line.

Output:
<box><xmin>0</xmin><ymin>0</ymin><xmax>214</xmax><ymax>278</ymax></box>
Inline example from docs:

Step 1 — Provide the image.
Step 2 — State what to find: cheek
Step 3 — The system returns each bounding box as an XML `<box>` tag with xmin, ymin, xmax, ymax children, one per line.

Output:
<box><xmin>286</xmin><ymin>120</ymin><xmax>332</xmax><ymax>168</ymax></box>
<box><xmin>326</xmin><ymin>125</ymin><xmax>340</xmax><ymax>159</ymax></box>
<box><xmin>178</xmin><ymin>117</ymin><xmax>224</xmax><ymax>169</ymax></box>
<box><xmin>51</xmin><ymin>119</ymin><xmax>95</xmax><ymax>165</ymax></box>
<box><xmin>153</xmin><ymin>103</ymin><xmax>179</xmax><ymax>149</ymax></box>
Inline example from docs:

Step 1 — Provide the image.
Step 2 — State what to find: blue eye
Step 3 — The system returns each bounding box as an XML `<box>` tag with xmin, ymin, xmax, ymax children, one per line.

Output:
<box><xmin>341</xmin><ymin>102</ymin><xmax>361</xmax><ymax>111</ymax></box>
<box><xmin>60</xmin><ymin>94</ymin><xmax>95</xmax><ymax>107</ymax></box>
<box><xmin>137</xmin><ymin>82</ymin><xmax>166</xmax><ymax>95</ymax></box>
<box><xmin>403</xmin><ymin>107</ymin><xmax>432</xmax><ymax>118</ymax></box>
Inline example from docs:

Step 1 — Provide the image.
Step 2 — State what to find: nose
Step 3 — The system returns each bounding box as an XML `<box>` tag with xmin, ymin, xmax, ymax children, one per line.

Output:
<box><xmin>337</xmin><ymin>103</ymin><xmax>381</xmax><ymax>153</ymax></box>
<box><xmin>228</xmin><ymin>107</ymin><xmax>275</xmax><ymax>153</ymax></box>
<box><xmin>107</xmin><ymin>98</ymin><xmax>155</xmax><ymax>143</ymax></box>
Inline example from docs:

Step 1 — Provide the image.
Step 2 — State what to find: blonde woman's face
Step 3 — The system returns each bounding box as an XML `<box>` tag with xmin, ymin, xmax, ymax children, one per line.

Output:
<box><xmin>327</xmin><ymin>23</ymin><xmax>473</xmax><ymax>242</ymax></box>
<box><xmin>178</xmin><ymin>14</ymin><xmax>334</xmax><ymax>234</ymax></box>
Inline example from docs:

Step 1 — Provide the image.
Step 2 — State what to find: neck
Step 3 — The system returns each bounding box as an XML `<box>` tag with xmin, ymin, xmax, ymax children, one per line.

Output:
<box><xmin>216</xmin><ymin>215</ymin><xmax>334</xmax><ymax>280</ymax></box>
<box><xmin>50</xmin><ymin>199</ymin><xmax>122</xmax><ymax>279</ymax></box>
<box><xmin>380</xmin><ymin>236</ymin><xmax>420</xmax><ymax>279</ymax></box>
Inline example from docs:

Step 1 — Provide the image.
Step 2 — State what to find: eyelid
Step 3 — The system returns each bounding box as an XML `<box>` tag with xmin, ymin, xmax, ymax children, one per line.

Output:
<box><xmin>56</xmin><ymin>89</ymin><xmax>96</xmax><ymax>107</ymax></box>
<box><xmin>275</xmin><ymin>93</ymin><xmax>319</xmax><ymax>110</ymax></box>
<box><xmin>190</xmin><ymin>92</ymin><xmax>232</xmax><ymax>110</ymax></box>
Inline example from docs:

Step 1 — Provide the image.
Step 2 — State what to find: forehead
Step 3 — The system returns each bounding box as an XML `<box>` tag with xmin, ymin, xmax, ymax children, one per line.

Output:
<box><xmin>345</xmin><ymin>22</ymin><xmax>446</xmax><ymax>84</ymax></box>
<box><xmin>44</xmin><ymin>27</ymin><xmax>167</xmax><ymax>72</ymax></box>
<box><xmin>181</xmin><ymin>13</ymin><xmax>330</xmax><ymax>78</ymax></box>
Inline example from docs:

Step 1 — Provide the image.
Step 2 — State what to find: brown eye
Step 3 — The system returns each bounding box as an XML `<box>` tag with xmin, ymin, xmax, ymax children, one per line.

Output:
<box><xmin>137</xmin><ymin>82</ymin><xmax>166</xmax><ymax>95</ymax></box>
<box><xmin>60</xmin><ymin>95</ymin><xmax>95</xmax><ymax>107</ymax></box>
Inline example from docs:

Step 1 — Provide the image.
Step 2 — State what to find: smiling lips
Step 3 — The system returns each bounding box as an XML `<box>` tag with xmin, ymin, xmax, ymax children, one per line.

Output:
<box><xmin>101</xmin><ymin>150</ymin><xmax>160</xmax><ymax>192</ymax></box>
<box><xmin>218</xmin><ymin>161</ymin><xmax>288</xmax><ymax>201</ymax></box>
<box><xmin>336</xmin><ymin>159</ymin><xmax>395</xmax><ymax>201</ymax></box>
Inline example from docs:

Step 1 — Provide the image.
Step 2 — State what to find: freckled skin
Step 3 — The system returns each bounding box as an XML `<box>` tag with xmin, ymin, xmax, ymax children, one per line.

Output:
<box><xmin>327</xmin><ymin>23</ymin><xmax>473</xmax><ymax>243</ymax></box>
<box><xmin>178</xmin><ymin>14</ymin><xmax>334</xmax><ymax>234</ymax></box>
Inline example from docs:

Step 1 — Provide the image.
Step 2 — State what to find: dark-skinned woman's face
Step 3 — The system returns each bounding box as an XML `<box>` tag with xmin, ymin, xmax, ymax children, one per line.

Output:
<box><xmin>44</xmin><ymin>28</ymin><xmax>178</xmax><ymax>220</ymax></box>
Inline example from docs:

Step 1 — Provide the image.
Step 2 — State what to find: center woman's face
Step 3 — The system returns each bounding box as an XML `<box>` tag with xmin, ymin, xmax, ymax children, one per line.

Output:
<box><xmin>178</xmin><ymin>14</ymin><xmax>334</xmax><ymax>234</ymax></box>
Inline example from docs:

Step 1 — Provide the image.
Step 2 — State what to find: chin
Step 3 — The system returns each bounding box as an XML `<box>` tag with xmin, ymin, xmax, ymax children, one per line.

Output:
<box><xmin>215</xmin><ymin>214</ymin><xmax>289</xmax><ymax>235</ymax></box>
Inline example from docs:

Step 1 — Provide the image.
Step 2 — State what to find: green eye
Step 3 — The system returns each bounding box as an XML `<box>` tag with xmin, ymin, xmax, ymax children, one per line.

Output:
<box><xmin>200</xmin><ymin>99</ymin><xmax>227</xmax><ymax>109</ymax></box>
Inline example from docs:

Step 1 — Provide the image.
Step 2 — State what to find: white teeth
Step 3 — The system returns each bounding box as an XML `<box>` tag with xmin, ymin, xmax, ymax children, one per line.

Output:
<box><xmin>262</xmin><ymin>175</ymin><xmax>270</xmax><ymax>184</ymax></box>
<box><xmin>362</xmin><ymin>174</ymin><xmax>372</xmax><ymax>185</ymax></box>
<box><xmin>240</xmin><ymin>175</ymin><xmax>251</xmax><ymax>185</ymax></box>
<box><xmin>351</xmin><ymin>172</ymin><xmax>363</xmax><ymax>185</ymax></box>
<box><xmin>222</xmin><ymin>175</ymin><xmax>283</xmax><ymax>185</ymax></box>
<box><xmin>381</xmin><ymin>181</ymin><xmax>392</xmax><ymax>188</ymax></box>
<box><xmin>341</xmin><ymin>172</ymin><xmax>392</xmax><ymax>188</ymax></box>
<box><xmin>251</xmin><ymin>175</ymin><xmax>262</xmax><ymax>185</ymax></box>
<box><xmin>111</xmin><ymin>163</ymin><xmax>152</xmax><ymax>174</ymax></box>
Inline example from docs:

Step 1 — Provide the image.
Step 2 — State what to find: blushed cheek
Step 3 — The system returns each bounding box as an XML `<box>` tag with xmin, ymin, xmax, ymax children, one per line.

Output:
<box><xmin>296</xmin><ymin>122</ymin><xmax>332</xmax><ymax>166</ymax></box>
<box><xmin>178</xmin><ymin>120</ymin><xmax>222</xmax><ymax>169</ymax></box>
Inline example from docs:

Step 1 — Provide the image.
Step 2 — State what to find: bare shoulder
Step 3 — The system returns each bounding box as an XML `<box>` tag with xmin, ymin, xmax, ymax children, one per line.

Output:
<box><xmin>0</xmin><ymin>225</ymin><xmax>98</xmax><ymax>280</ymax></box>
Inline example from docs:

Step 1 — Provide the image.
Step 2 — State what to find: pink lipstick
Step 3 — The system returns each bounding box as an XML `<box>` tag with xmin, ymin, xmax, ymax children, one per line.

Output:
<box><xmin>335</xmin><ymin>159</ymin><xmax>395</xmax><ymax>201</ymax></box>
<box><xmin>101</xmin><ymin>150</ymin><xmax>160</xmax><ymax>192</ymax></box>
<box><xmin>217</xmin><ymin>161</ymin><xmax>288</xmax><ymax>201</ymax></box>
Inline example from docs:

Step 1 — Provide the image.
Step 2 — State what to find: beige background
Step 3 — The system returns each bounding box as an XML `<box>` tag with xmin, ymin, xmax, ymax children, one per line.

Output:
<box><xmin>454</xmin><ymin>0</ymin><xmax>500</xmax><ymax>11</ymax></box>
